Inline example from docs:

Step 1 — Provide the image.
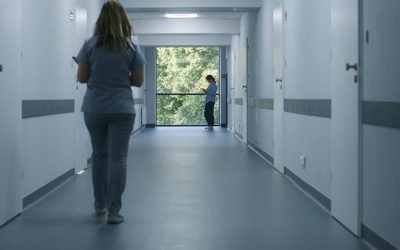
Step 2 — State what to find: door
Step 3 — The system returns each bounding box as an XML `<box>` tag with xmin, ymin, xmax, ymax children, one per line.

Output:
<box><xmin>74</xmin><ymin>7</ymin><xmax>89</xmax><ymax>173</ymax></box>
<box><xmin>273</xmin><ymin>5</ymin><xmax>284</xmax><ymax>174</ymax></box>
<box><xmin>0</xmin><ymin>0</ymin><xmax>22</xmax><ymax>225</ymax></box>
<box><xmin>331</xmin><ymin>0</ymin><xmax>360</xmax><ymax>235</ymax></box>
<box><xmin>242</xmin><ymin>39</ymin><xmax>249</xmax><ymax>144</ymax></box>
<box><xmin>230</xmin><ymin>47</ymin><xmax>237</xmax><ymax>132</ymax></box>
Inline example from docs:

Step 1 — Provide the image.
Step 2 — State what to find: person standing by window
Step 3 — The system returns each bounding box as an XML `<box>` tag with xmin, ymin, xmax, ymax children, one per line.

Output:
<box><xmin>76</xmin><ymin>1</ymin><xmax>145</xmax><ymax>224</ymax></box>
<box><xmin>201</xmin><ymin>75</ymin><xmax>218</xmax><ymax>130</ymax></box>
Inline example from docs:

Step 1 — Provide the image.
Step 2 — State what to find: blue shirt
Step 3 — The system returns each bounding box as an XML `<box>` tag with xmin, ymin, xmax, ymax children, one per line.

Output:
<box><xmin>205</xmin><ymin>82</ymin><xmax>217</xmax><ymax>104</ymax></box>
<box><xmin>77</xmin><ymin>36</ymin><xmax>146</xmax><ymax>114</ymax></box>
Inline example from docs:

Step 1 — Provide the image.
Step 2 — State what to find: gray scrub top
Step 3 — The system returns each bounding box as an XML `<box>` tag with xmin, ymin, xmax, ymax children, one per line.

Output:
<box><xmin>77</xmin><ymin>36</ymin><xmax>145</xmax><ymax>114</ymax></box>
<box><xmin>205</xmin><ymin>82</ymin><xmax>217</xmax><ymax>104</ymax></box>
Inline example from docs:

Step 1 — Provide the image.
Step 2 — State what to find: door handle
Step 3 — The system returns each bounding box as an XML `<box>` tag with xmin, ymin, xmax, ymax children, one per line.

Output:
<box><xmin>243</xmin><ymin>85</ymin><xmax>248</xmax><ymax>89</ymax></box>
<box><xmin>346</xmin><ymin>63</ymin><xmax>358</xmax><ymax>71</ymax></box>
<box><xmin>275</xmin><ymin>78</ymin><xmax>282</xmax><ymax>83</ymax></box>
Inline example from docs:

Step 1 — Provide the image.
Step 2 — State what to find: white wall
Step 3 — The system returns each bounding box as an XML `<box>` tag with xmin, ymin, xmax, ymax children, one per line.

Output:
<box><xmin>231</xmin><ymin>13</ymin><xmax>256</xmax><ymax>138</ymax></box>
<box><xmin>229</xmin><ymin>35</ymin><xmax>241</xmax><ymax>134</ymax></box>
<box><xmin>144</xmin><ymin>47</ymin><xmax>157</xmax><ymax>126</ymax></box>
<box><xmin>0</xmin><ymin>0</ymin><xmax>22</xmax><ymax>225</ymax></box>
<box><xmin>0</xmin><ymin>0</ymin><xmax>104</xmax><ymax>224</ymax></box>
<box><xmin>282</xmin><ymin>0</ymin><xmax>332</xmax><ymax>198</ymax></box>
<box><xmin>21</xmin><ymin>0</ymin><xmax>76</xmax><ymax>197</ymax></box>
<box><xmin>220</xmin><ymin>48</ymin><xmax>228</xmax><ymax>126</ymax></box>
<box><xmin>246</xmin><ymin>0</ymin><xmax>399</xmax><ymax>247</ymax></box>
<box><xmin>362</xmin><ymin>0</ymin><xmax>400</xmax><ymax>248</ymax></box>
<box><xmin>245</xmin><ymin>0</ymin><xmax>332</xmax><ymax>198</ymax></box>
<box><xmin>132</xmin><ymin>80</ymin><xmax>145</xmax><ymax>130</ymax></box>
<box><xmin>244</xmin><ymin>13</ymin><xmax>259</xmax><ymax>143</ymax></box>
<box><xmin>21</xmin><ymin>0</ymin><xmax>103</xmax><ymax>197</ymax></box>
<box><xmin>247</xmin><ymin>0</ymin><xmax>274</xmax><ymax>158</ymax></box>
<box><xmin>227</xmin><ymin>46</ymin><xmax>234</xmax><ymax>131</ymax></box>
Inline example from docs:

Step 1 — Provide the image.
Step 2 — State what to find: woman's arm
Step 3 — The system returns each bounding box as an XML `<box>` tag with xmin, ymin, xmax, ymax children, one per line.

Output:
<box><xmin>77</xmin><ymin>63</ymin><xmax>90</xmax><ymax>83</ymax></box>
<box><xmin>130</xmin><ymin>65</ymin><xmax>144</xmax><ymax>87</ymax></box>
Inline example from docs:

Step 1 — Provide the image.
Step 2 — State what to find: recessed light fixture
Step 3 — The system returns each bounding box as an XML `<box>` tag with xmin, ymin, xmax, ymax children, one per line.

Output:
<box><xmin>165</xmin><ymin>13</ymin><xmax>199</xmax><ymax>19</ymax></box>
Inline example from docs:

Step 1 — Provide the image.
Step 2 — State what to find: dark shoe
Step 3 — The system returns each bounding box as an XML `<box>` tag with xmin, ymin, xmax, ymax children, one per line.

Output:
<box><xmin>108</xmin><ymin>214</ymin><xmax>124</xmax><ymax>224</ymax></box>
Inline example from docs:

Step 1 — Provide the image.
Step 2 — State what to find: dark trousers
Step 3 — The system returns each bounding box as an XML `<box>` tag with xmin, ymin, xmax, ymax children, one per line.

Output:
<box><xmin>84</xmin><ymin>113</ymin><xmax>135</xmax><ymax>216</ymax></box>
<box><xmin>204</xmin><ymin>101</ymin><xmax>215</xmax><ymax>126</ymax></box>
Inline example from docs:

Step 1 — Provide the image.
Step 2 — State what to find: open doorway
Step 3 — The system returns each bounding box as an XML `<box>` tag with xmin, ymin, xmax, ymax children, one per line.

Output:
<box><xmin>156</xmin><ymin>47</ymin><xmax>221</xmax><ymax>126</ymax></box>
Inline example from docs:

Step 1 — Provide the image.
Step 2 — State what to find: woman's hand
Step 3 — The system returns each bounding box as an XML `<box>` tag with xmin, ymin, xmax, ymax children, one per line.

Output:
<box><xmin>77</xmin><ymin>63</ymin><xmax>90</xmax><ymax>83</ymax></box>
<box><xmin>130</xmin><ymin>65</ymin><xmax>144</xmax><ymax>87</ymax></box>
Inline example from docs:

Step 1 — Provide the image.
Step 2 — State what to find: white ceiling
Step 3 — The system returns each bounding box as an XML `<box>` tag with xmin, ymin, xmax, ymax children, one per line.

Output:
<box><xmin>123</xmin><ymin>0</ymin><xmax>260</xmax><ymax>20</ymax></box>
<box><xmin>120</xmin><ymin>0</ymin><xmax>262</xmax><ymax>10</ymax></box>
<box><xmin>122</xmin><ymin>0</ymin><xmax>259</xmax><ymax>45</ymax></box>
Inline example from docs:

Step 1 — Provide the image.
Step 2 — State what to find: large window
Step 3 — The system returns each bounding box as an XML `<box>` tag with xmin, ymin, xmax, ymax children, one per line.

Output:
<box><xmin>156</xmin><ymin>47</ymin><xmax>220</xmax><ymax>126</ymax></box>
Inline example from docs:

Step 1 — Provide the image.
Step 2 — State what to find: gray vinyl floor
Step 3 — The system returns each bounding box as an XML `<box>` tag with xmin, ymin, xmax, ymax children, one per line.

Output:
<box><xmin>0</xmin><ymin>127</ymin><xmax>370</xmax><ymax>250</ymax></box>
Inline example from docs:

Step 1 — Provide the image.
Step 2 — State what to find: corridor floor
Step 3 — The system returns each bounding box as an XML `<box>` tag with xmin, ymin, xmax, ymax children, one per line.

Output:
<box><xmin>0</xmin><ymin>127</ymin><xmax>370</xmax><ymax>250</ymax></box>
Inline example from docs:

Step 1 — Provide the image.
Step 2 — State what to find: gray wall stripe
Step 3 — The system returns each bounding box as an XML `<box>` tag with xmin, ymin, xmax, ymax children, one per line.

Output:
<box><xmin>362</xmin><ymin>224</ymin><xmax>399</xmax><ymax>250</ymax></box>
<box><xmin>248</xmin><ymin>142</ymin><xmax>274</xmax><ymax>164</ymax></box>
<box><xmin>257</xmin><ymin>98</ymin><xmax>274</xmax><ymax>110</ymax></box>
<box><xmin>284</xmin><ymin>99</ymin><xmax>331</xmax><ymax>118</ymax></box>
<box><xmin>134</xmin><ymin>98</ymin><xmax>144</xmax><ymax>105</ymax></box>
<box><xmin>363</xmin><ymin>101</ymin><xmax>400</xmax><ymax>129</ymax></box>
<box><xmin>284</xmin><ymin>167</ymin><xmax>331</xmax><ymax>211</ymax></box>
<box><xmin>23</xmin><ymin>168</ymin><xmax>75</xmax><ymax>208</ymax></box>
<box><xmin>22</xmin><ymin>99</ymin><xmax>74</xmax><ymax>118</ymax></box>
<box><xmin>248</xmin><ymin>98</ymin><xmax>256</xmax><ymax>107</ymax></box>
<box><xmin>234</xmin><ymin>98</ymin><xmax>243</xmax><ymax>105</ymax></box>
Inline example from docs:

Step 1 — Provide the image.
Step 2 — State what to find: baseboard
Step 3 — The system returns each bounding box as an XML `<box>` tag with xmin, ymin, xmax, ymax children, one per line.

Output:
<box><xmin>221</xmin><ymin>123</ymin><xmax>227</xmax><ymax>127</ymax></box>
<box><xmin>146</xmin><ymin>124</ymin><xmax>156</xmax><ymax>128</ymax></box>
<box><xmin>22</xmin><ymin>168</ymin><xmax>75</xmax><ymax>209</ymax></box>
<box><xmin>248</xmin><ymin>141</ymin><xmax>274</xmax><ymax>165</ymax></box>
<box><xmin>234</xmin><ymin>131</ymin><xmax>243</xmax><ymax>141</ymax></box>
<box><xmin>87</xmin><ymin>157</ymin><xmax>92</xmax><ymax>167</ymax></box>
<box><xmin>362</xmin><ymin>224</ymin><xmax>399</xmax><ymax>250</ymax></box>
<box><xmin>284</xmin><ymin>167</ymin><xmax>331</xmax><ymax>211</ymax></box>
<box><xmin>0</xmin><ymin>213</ymin><xmax>21</xmax><ymax>229</ymax></box>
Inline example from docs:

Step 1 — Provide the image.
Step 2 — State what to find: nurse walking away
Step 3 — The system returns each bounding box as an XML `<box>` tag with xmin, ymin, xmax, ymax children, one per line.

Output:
<box><xmin>76</xmin><ymin>1</ymin><xmax>145</xmax><ymax>224</ymax></box>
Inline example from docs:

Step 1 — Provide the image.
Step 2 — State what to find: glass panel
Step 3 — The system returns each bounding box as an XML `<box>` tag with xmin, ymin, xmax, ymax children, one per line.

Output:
<box><xmin>157</xmin><ymin>94</ymin><xmax>220</xmax><ymax>126</ymax></box>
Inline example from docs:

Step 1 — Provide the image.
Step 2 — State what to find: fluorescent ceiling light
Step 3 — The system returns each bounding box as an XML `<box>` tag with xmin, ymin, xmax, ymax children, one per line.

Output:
<box><xmin>165</xmin><ymin>13</ymin><xmax>198</xmax><ymax>19</ymax></box>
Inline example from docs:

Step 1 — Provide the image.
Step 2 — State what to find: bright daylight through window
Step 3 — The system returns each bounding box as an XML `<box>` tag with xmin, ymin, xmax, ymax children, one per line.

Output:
<box><xmin>156</xmin><ymin>47</ymin><xmax>220</xmax><ymax>126</ymax></box>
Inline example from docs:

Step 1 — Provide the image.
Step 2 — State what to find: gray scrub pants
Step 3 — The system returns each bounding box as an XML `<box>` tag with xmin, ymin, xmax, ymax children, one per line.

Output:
<box><xmin>84</xmin><ymin>113</ymin><xmax>135</xmax><ymax>216</ymax></box>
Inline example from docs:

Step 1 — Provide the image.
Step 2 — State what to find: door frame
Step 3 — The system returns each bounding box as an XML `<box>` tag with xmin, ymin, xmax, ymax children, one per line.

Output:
<box><xmin>242</xmin><ymin>38</ymin><xmax>249</xmax><ymax>144</ymax></box>
<box><xmin>0</xmin><ymin>0</ymin><xmax>23</xmax><ymax>226</ymax></box>
<box><xmin>73</xmin><ymin>6</ymin><xmax>89</xmax><ymax>173</ymax></box>
<box><xmin>272</xmin><ymin>4</ymin><xmax>285</xmax><ymax>174</ymax></box>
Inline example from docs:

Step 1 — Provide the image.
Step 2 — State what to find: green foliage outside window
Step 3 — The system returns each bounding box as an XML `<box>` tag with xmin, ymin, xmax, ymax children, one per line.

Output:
<box><xmin>157</xmin><ymin>47</ymin><xmax>220</xmax><ymax>125</ymax></box>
